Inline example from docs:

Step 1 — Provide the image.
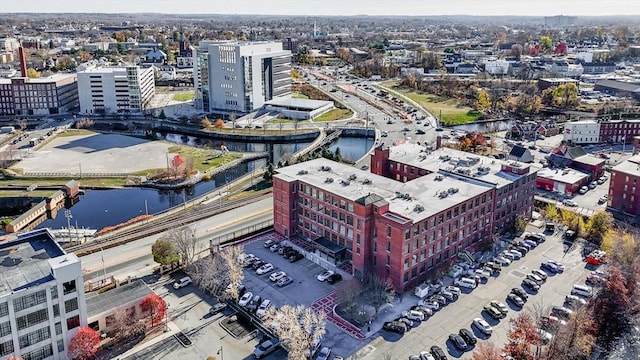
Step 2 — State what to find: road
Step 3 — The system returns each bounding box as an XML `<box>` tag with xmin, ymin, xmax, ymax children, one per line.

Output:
<box><xmin>80</xmin><ymin>198</ymin><xmax>273</xmax><ymax>282</ymax></box>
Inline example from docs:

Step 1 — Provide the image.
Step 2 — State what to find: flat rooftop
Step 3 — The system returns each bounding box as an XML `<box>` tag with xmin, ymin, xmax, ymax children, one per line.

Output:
<box><xmin>275</xmin><ymin>157</ymin><xmax>492</xmax><ymax>223</ymax></box>
<box><xmin>387</xmin><ymin>143</ymin><xmax>539</xmax><ymax>188</ymax></box>
<box><xmin>0</xmin><ymin>73</ymin><xmax>76</xmax><ymax>84</ymax></box>
<box><xmin>612</xmin><ymin>156</ymin><xmax>640</xmax><ymax>176</ymax></box>
<box><xmin>265</xmin><ymin>97</ymin><xmax>332</xmax><ymax>110</ymax></box>
<box><xmin>86</xmin><ymin>280</ymin><xmax>153</xmax><ymax>317</ymax></box>
<box><xmin>0</xmin><ymin>229</ymin><xmax>68</xmax><ymax>297</ymax></box>
<box><xmin>537</xmin><ymin>167</ymin><xmax>590</xmax><ymax>184</ymax></box>
<box><xmin>573</xmin><ymin>154</ymin><xmax>605</xmax><ymax>166</ymax></box>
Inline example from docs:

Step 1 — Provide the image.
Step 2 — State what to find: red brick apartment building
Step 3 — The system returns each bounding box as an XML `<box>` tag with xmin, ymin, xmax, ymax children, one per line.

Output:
<box><xmin>600</xmin><ymin>119</ymin><xmax>640</xmax><ymax>144</ymax></box>
<box><xmin>272</xmin><ymin>143</ymin><xmax>538</xmax><ymax>292</ymax></box>
<box><xmin>609</xmin><ymin>156</ymin><xmax>640</xmax><ymax>216</ymax></box>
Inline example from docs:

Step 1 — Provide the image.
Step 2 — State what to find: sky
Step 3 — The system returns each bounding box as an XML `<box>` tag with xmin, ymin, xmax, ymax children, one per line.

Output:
<box><xmin>1</xmin><ymin>0</ymin><xmax>638</xmax><ymax>16</ymax></box>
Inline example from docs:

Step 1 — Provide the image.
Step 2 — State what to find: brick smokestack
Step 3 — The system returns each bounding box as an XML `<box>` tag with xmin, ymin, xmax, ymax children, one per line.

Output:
<box><xmin>436</xmin><ymin>135</ymin><xmax>442</xmax><ymax>149</ymax></box>
<box><xmin>18</xmin><ymin>46</ymin><xmax>27</xmax><ymax>78</ymax></box>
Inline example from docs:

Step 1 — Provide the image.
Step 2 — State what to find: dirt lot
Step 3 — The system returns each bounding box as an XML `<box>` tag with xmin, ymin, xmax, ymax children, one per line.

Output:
<box><xmin>13</xmin><ymin>132</ymin><xmax>174</xmax><ymax>175</ymax></box>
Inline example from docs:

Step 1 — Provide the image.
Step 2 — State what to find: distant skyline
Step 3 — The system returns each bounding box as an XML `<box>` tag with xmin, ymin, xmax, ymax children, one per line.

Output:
<box><xmin>1</xmin><ymin>0</ymin><xmax>638</xmax><ymax>17</ymax></box>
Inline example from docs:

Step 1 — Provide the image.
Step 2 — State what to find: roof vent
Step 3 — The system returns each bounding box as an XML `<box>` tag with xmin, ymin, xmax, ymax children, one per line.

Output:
<box><xmin>438</xmin><ymin>191</ymin><xmax>449</xmax><ymax>198</ymax></box>
<box><xmin>435</xmin><ymin>175</ymin><xmax>444</xmax><ymax>181</ymax></box>
<box><xmin>404</xmin><ymin>193</ymin><xmax>411</xmax><ymax>200</ymax></box>
<box><xmin>362</xmin><ymin>178</ymin><xmax>372</xmax><ymax>185</ymax></box>
<box><xmin>341</xmin><ymin>179</ymin><xmax>351</xmax><ymax>186</ymax></box>
<box><xmin>447</xmin><ymin>187</ymin><xmax>459</xmax><ymax>194</ymax></box>
<box><xmin>320</xmin><ymin>166</ymin><xmax>332</xmax><ymax>172</ymax></box>
<box><xmin>297</xmin><ymin>170</ymin><xmax>308</xmax><ymax>175</ymax></box>
<box><xmin>325</xmin><ymin>177</ymin><xmax>334</xmax><ymax>183</ymax></box>
<box><xmin>348</xmin><ymin>174</ymin><xmax>357</xmax><ymax>181</ymax></box>
<box><xmin>439</xmin><ymin>155</ymin><xmax>451</xmax><ymax>161</ymax></box>
<box><xmin>414</xmin><ymin>204</ymin><xmax>425</xmax><ymax>212</ymax></box>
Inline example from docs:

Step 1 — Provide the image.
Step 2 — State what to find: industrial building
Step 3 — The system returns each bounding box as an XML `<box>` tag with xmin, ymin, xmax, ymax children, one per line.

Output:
<box><xmin>272</xmin><ymin>142</ymin><xmax>538</xmax><ymax>291</ymax></box>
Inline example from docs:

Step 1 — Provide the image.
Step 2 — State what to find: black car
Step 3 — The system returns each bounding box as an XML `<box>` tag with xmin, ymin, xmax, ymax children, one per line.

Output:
<box><xmin>522</xmin><ymin>278</ymin><xmax>540</xmax><ymax>291</ymax></box>
<box><xmin>279</xmin><ymin>246</ymin><xmax>293</xmax><ymax>255</ymax></box>
<box><xmin>327</xmin><ymin>273</ymin><xmax>343</xmax><ymax>284</ymax></box>
<box><xmin>525</xmin><ymin>233</ymin><xmax>545</xmax><ymax>244</ymax></box>
<box><xmin>459</xmin><ymin>328</ymin><xmax>477</xmax><ymax>345</ymax></box>
<box><xmin>252</xmin><ymin>260</ymin><xmax>265</xmax><ymax>270</ymax></box>
<box><xmin>429</xmin><ymin>295</ymin><xmax>447</xmax><ymax>305</ymax></box>
<box><xmin>383</xmin><ymin>321</ymin><xmax>406</xmax><ymax>334</ymax></box>
<box><xmin>289</xmin><ymin>252</ymin><xmax>304</xmax><ymax>262</ymax></box>
<box><xmin>511</xmin><ymin>287</ymin><xmax>529</xmax><ymax>300</ymax></box>
<box><xmin>209</xmin><ymin>302</ymin><xmax>228</xmax><ymax>315</ymax></box>
<box><xmin>483</xmin><ymin>305</ymin><xmax>504</xmax><ymax>320</ymax></box>
<box><xmin>416</xmin><ymin>129</ymin><xmax>426</xmax><ymax>135</ymax></box>
<box><xmin>430</xmin><ymin>345</ymin><xmax>448</xmax><ymax>360</ymax></box>
<box><xmin>449</xmin><ymin>333</ymin><xmax>467</xmax><ymax>351</ymax></box>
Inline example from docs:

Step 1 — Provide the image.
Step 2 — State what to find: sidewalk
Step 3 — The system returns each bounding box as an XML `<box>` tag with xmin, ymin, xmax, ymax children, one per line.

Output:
<box><xmin>114</xmin><ymin>321</ymin><xmax>181</xmax><ymax>360</ymax></box>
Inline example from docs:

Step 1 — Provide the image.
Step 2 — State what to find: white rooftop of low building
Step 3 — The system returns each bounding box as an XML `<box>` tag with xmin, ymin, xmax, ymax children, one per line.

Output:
<box><xmin>537</xmin><ymin>167</ymin><xmax>590</xmax><ymax>184</ymax></box>
<box><xmin>0</xmin><ymin>73</ymin><xmax>76</xmax><ymax>84</ymax></box>
<box><xmin>265</xmin><ymin>97</ymin><xmax>332</xmax><ymax>110</ymax></box>
<box><xmin>612</xmin><ymin>156</ymin><xmax>640</xmax><ymax>176</ymax></box>
<box><xmin>386</xmin><ymin>142</ymin><xmax>538</xmax><ymax>188</ymax></box>
<box><xmin>573</xmin><ymin>154</ymin><xmax>605</xmax><ymax>166</ymax></box>
<box><xmin>275</xmin><ymin>157</ymin><xmax>491</xmax><ymax>223</ymax></box>
<box><xmin>567</xmin><ymin>120</ymin><xmax>598</xmax><ymax>125</ymax></box>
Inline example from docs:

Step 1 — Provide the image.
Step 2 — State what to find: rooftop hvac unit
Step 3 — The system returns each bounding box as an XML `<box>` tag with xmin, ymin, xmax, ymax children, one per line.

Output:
<box><xmin>362</xmin><ymin>178</ymin><xmax>372</xmax><ymax>185</ymax></box>
<box><xmin>325</xmin><ymin>177</ymin><xmax>334</xmax><ymax>183</ymax></box>
<box><xmin>435</xmin><ymin>175</ymin><xmax>444</xmax><ymax>181</ymax></box>
<box><xmin>414</xmin><ymin>204</ymin><xmax>425</xmax><ymax>212</ymax></box>
<box><xmin>341</xmin><ymin>179</ymin><xmax>351</xmax><ymax>186</ymax></box>
<box><xmin>439</xmin><ymin>155</ymin><xmax>451</xmax><ymax>161</ymax></box>
<box><xmin>320</xmin><ymin>166</ymin><xmax>332</xmax><ymax>172</ymax></box>
<box><xmin>297</xmin><ymin>170</ymin><xmax>308</xmax><ymax>175</ymax></box>
<box><xmin>447</xmin><ymin>187</ymin><xmax>459</xmax><ymax>194</ymax></box>
<box><xmin>349</xmin><ymin>174</ymin><xmax>357</xmax><ymax>180</ymax></box>
<box><xmin>439</xmin><ymin>192</ymin><xmax>449</xmax><ymax>198</ymax></box>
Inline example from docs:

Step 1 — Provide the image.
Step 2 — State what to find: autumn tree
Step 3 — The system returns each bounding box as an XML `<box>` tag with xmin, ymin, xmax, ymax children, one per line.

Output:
<box><xmin>514</xmin><ymin>214</ymin><xmax>529</xmax><ymax>234</ymax></box>
<box><xmin>472</xmin><ymin>341</ymin><xmax>503</xmax><ymax>360</ymax></box>
<box><xmin>140</xmin><ymin>293</ymin><xmax>167</xmax><ymax>327</ymax></box>
<box><xmin>263</xmin><ymin>305</ymin><xmax>326</xmax><ymax>360</ymax></box>
<box><xmin>544</xmin><ymin>203</ymin><xmax>559</xmax><ymax>222</ymax></box>
<box><xmin>68</xmin><ymin>327</ymin><xmax>100</xmax><ymax>360</ymax></box>
<box><xmin>600</xmin><ymin>229</ymin><xmax>638</xmax><ymax>267</ymax></box>
<box><xmin>214</xmin><ymin>119</ymin><xmax>225</xmax><ymax>128</ymax></box>
<box><xmin>502</xmin><ymin>313</ymin><xmax>539</xmax><ymax>360</ymax></box>
<box><xmin>26</xmin><ymin>68</ymin><xmax>41</xmax><ymax>78</ymax></box>
<box><xmin>170</xmin><ymin>154</ymin><xmax>184</xmax><ymax>177</ymax></box>
<box><xmin>540</xmin><ymin>36</ymin><xmax>553</xmax><ymax>52</ymax></box>
<box><xmin>544</xmin><ymin>307</ymin><xmax>597</xmax><ymax>359</ymax></box>
<box><xmin>477</xmin><ymin>90</ymin><xmax>491</xmax><ymax>110</ymax></box>
<box><xmin>584</xmin><ymin>211</ymin><xmax>614</xmax><ymax>244</ymax></box>
<box><xmin>55</xmin><ymin>55</ymin><xmax>77</xmax><ymax>71</ymax></box>
<box><xmin>151</xmin><ymin>238</ymin><xmax>180</xmax><ymax>267</ymax></box>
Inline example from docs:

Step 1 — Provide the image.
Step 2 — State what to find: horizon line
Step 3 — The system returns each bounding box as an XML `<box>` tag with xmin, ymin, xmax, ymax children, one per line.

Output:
<box><xmin>0</xmin><ymin>12</ymin><xmax>634</xmax><ymax>17</ymax></box>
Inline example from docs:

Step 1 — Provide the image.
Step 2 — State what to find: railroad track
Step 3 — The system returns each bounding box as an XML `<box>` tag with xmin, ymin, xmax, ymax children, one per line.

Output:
<box><xmin>69</xmin><ymin>192</ymin><xmax>272</xmax><ymax>257</ymax></box>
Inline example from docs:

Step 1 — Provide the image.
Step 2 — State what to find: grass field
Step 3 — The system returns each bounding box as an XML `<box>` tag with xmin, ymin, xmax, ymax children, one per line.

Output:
<box><xmin>172</xmin><ymin>93</ymin><xmax>195</xmax><ymax>102</ymax></box>
<box><xmin>166</xmin><ymin>145</ymin><xmax>242</xmax><ymax>172</ymax></box>
<box><xmin>56</xmin><ymin>129</ymin><xmax>97</xmax><ymax>137</ymax></box>
<box><xmin>0</xmin><ymin>176</ymin><xmax>131</xmax><ymax>188</ymax></box>
<box><xmin>314</xmin><ymin>108</ymin><xmax>353</xmax><ymax>122</ymax></box>
<box><xmin>381</xmin><ymin>83</ymin><xmax>482</xmax><ymax>125</ymax></box>
<box><xmin>292</xmin><ymin>92</ymin><xmax>309</xmax><ymax>99</ymax></box>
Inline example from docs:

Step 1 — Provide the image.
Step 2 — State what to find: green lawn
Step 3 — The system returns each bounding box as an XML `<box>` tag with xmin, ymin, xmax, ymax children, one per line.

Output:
<box><xmin>314</xmin><ymin>108</ymin><xmax>353</xmax><ymax>122</ymax></box>
<box><xmin>56</xmin><ymin>129</ymin><xmax>97</xmax><ymax>137</ymax></box>
<box><xmin>381</xmin><ymin>84</ymin><xmax>482</xmax><ymax>125</ymax></box>
<box><xmin>166</xmin><ymin>145</ymin><xmax>243</xmax><ymax>172</ymax></box>
<box><xmin>0</xmin><ymin>176</ymin><xmax>131</xmax><ymax>187</ymax></box>
<box><xmin>172</xmin><ymin>93</ymin><xmax>195</xmax><ymax>102</ymax></box>
<box><xmin>292</xmin><ymin>92</ymin><xmax>309</xmax><ymax>99</ymax></box>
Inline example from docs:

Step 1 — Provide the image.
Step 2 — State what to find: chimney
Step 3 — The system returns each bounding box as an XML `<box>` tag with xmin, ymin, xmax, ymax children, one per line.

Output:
<box><xmin>435</xmin><ymin>135</ymin><xmax>442</xmax><ymax>149</ymax></box>
<box><xmin>18</xmin><ymin>46</ymin><xmax>27</xmax><ymax>78</ymax></box>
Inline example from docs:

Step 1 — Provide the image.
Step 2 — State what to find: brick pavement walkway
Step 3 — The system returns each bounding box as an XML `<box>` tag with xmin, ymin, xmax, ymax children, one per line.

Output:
<box><xmin>312</xmin><ymin>290</ymin><xmax>365</xmax><ymax>340</ymax></box>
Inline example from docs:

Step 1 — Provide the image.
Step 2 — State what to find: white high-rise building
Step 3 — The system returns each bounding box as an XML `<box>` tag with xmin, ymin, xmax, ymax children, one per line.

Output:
<box><xmin>0</xmin><ymin>229</ymin><xmax>87</xmax><ymax>360</ymax></box>
<box><xmin>77</xmin><ymin>65</ymin><xmax>155</xmax><ymax>115</ymax></box>
<box><xmin>194</xmin><ymin>41</ymin><xmax>291</xmax><ymax>114</ymax></box>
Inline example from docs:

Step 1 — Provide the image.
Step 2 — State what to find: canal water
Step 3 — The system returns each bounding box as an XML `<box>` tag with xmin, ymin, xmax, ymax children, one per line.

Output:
<box><xmin>36</xmin><ymin>135</ymin><xmax>374</xmax><ymax>231</ymax></box>
<box><xmin>452</xmin><ymin>119</ymin><xmax>515</xmax><ymax>133</ymax></box>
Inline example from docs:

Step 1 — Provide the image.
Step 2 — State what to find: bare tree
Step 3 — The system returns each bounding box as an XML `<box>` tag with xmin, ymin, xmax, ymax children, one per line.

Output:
<box><xmin>170</xmin><ymin>226</ymin><xmax>198</xmax><ymax>267</ymax></box>
<box><xmin>17</xmin><ymin>119</ymin><xmax>27</xmax><ymax>131</ymax></box>
<box><xmin>263</xmin><ymin>304</ymin><xmax>326</xmax><ymax>360</ymax></box>
<box><xmin>471</xmin><ymin>342</ymin><xmax>502</xmax><ymax>360</ymax></box>
<box><xmin>363</xmin><ymin>273</ymin><xmax>395</xmax><ymax>316</ymax></box>
<box><xmin>336</xmin><ymin>278</ymin><xmax>362</xmax><ymax>314</ymax></box>
<box><xmin>186</xmin><ymin>245</ymin><xmax>245</xmax><ymax>300</ymax></box>
<box><xmin>229</xmin><ymin>112</ymin><xmax>237</xmax><ymax>131</ymax></box>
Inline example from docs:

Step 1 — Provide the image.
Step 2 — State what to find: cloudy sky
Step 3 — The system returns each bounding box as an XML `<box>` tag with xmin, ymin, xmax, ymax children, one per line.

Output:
<box><xmin>1</xmin><ymin>0</ymin><xmax>638</xmax><ymax>16</ymax></box>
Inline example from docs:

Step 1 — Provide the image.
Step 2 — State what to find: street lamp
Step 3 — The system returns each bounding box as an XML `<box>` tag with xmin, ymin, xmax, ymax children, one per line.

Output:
<box><xmin>217</xmin><ymin>346</ymin><xmax>224</xmax><ymax>360</ymax></box>
<box><xmin>164</xmin><ymin>302</ymin><xmax>170</xmax><ymax>332</ymax></box>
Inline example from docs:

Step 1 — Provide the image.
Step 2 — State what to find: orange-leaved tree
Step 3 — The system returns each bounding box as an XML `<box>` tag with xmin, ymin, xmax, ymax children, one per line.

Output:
<box><xmin>68</xmin><ymin>327</ymin><xmax>100</xmax><ymax>360</ymax></box>
<box><xmin>140</xmin><ymin>293</ymin><xmax>167</xmax><ymax>327</ymax></box>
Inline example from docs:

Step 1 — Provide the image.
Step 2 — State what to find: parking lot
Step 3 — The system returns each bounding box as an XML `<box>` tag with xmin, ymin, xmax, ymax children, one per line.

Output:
<box><xmin>360</xmin><ymin>224</ymin><xmax>597</xmax><ymax>359</ymax></box>
<box><xmin>238</xmin><ymin>233</ymin><xmax>368</xmax><ymax>358</ymax></box>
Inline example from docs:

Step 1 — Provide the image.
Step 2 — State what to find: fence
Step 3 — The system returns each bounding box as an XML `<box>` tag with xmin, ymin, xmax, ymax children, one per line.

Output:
<box><xmin>208</xmin><ymin>219</ymin><xmax>274</xmax><ymax>249</ymax></box>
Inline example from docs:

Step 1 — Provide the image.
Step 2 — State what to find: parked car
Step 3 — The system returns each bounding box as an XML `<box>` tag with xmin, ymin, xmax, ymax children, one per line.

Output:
<box><xmin>526</xmin><ymin>273</ymin><xmax>544</xmax><ymax>285</ymax></box>
<box><xmin>209</xmin><ymin>302</ymin><xmax>227</xmax><ymax>315</ymax></box>
<box><xmin>563</xmin><ymin>199</ymin><xmax>578</xmax><ymax>207</ymax></box>
<box><xmin>402</xmin><ymin>310</ymin><xmax>425</xmax><ymax>322</ymax></box>
<box><xmin>459</xmin><ymin>328</ymin><xmax>477</xmax><ymax>345</ymax></box>
<box><xmin>484</xmin><ymin>304</ymin><xmax>504</xmax><ymax>319</ymax></box>
<box><xmin>264</xmin><ymin>239</ymin><xmax>275</xmax><ymax>248</ymax></box>
<box><xmin>445</xmin><ymin>286</ymin><xmax>461</xmax><ymax>297</ymax></box>
<box><xmin>411</xmin><ymin>305</ymin><xmax>433</xmax><ymax>317</ymax></box>
<box><xmin>565</xmin><ymin>295</ymin><xmax>587</xmax><ymax>308</ymax></box>
<box><xmin>252</xmin><ymin>260</ymin><xmax>265</xmax><ymax>270</ymax></box>
<box><xmin>317</xmin><ymin>270</ymin><xmax>335</xmax><ymax>282</ymax></box>
<box><xmin>586</xmin><ymin>274</ymin><xmax>605</xmax><ymax>285</ymax></box>
<box><xmin>418</xmin><ymin>299</ymin><xmax>440</xmax><ymax>311</ymax></box>
<box><xmin>440</xmin><ymin>290</ymin><xmax>455</xmax><ymax>301</ymax></box>
<box><xmin>253</xmin><ymin>339</ymin><xmax>280</xmax><ymax>359</ymax></box>
<box><xmin>449</xmin><ymin>333</ymin><xmax>467</xmax><ymax>351</ymax></box>
<box><xmin>494</xmin><ymin>256</ymin><xmax>511</xmax><ymax>266</ymax></box>
<box><xmin>256</xmin><ymin>299</ymin><xmax>272</xmax><ymax>317</ymax></box>
<box><xmin>395</xmin><ymin>317</ymin><xmax>415</xmax><ymax>328</ymax></box>
<box><xmin>317</xmin><ymin>347</ymin><xmax>332</xmax><ymax>360</ymax></box>
<box><xmin>269</xmin><ymin>271</ymin><xmax>286</xmax><ymax>282</ymax></box>
<box><xmin>327</xmin><ymin>273</ymin><xmax>343</xmax><ymax>284</ymax></box>
<box><xmin>532</xmin><ymin>269</ymin><xmax>548</xmax><ymax>281</ymax></box>
<box><xmin>548</xmin><ymin>260</ymin><xmax>565</xmax><ymax>272</ymax></box>
<box><xmin>551</xmin><ymin>306</ymin><xmax>574</xmax><ymax>319</ymax></box>
<box><xmin>419</xmin><ymin>351</ymin><xmax>436</xmax><ymax>360</ymax></box>
<box><xmin>238</xmin><ymin>292</ymin><xmax>253</xmax><ymax>307</ymax></box>
<box><xmin>579</xmin><ymin>186</ymin><xmax>589</xmax><ymax>194</ymax></box>
<box><xmin>256</xmin><ymin>263</ymin><xmax>274</xmax><ymax>275</ymax></box>
<box><xmin>511</xmin><ymin>287</ymin><xmax>529</xmax><ymax>300</ymax></box>
<box><xmin>598</xmin><ymin>195</ymin><xmax>608</xmax><ymax>204</ymax></box>
<box><xmin>472</xmin><ymin>317</ymin><xmax>493</xmax><ymax>335</ymax></box>
<box><xmin>541</xmin><ymin>261</ymin><xmax>559</xmax><ymax>273</ymax></box>
<box><xmin>247</xmin><ymin>295</ymin><xmax>262</xmax><ymax>312</ymax></box>
<box><xmin>277</xmin><ymin>276</ymin><xmax>294</xmax><ymax>287</ymax></box>
<box><xmin>429</xmin><ymin>294</ymin><xmax>447</xmax><ymax>305</ymax></box>
<box><xmin>522</xmin><ymin>278</ymin><xmax>540</xmax><ymax>291</ymax></box>
<box><xmin>173</xmin><ymin>276</ymin><xmax>193</xmax><ymax>289</ymax></box>
<box><xmin>269</xmin><ymin>243</ymin><xmax>282</xmax><ymax>252</ymax></box>
<box><xmin>507</xmin><ymin>293</ymin><xmax>525</xmax><ymax>307</ymax></box>
<box><xmin>383</xmin><ymin>321</ymin><xmax>407</xmax><ymax>334</ymax></box>
<box><xmin>490</xmin><ymin>301</ymin><xmax>509</xmax><ymax>315</ymax></box>
<box><xmin>588</xmin><ymin>181</ymin><xmax>597</xmax><ymax>189</ymax></box>
<box><xmin>430</xmin><ymin>345</ymin><xmax>448</xmax><ymax>360</ymax></box>
<box><xmin>289</xmin><ymin>252</ymin><xmax>304</xmax><ymax>262</ymax></box>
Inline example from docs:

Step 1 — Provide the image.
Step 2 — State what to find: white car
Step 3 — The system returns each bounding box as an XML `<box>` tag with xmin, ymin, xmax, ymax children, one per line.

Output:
<box><xmin>473</xmin><ymin>317</ymin><xmax>493</xmax><ymax>335</ymax></box>
<box><xmin>494</xmin><ymin>256</ymin><xmax>511</xmax><ymax>266</ymax></box>
<box><xmin>256</xmin><ymin>263</ymin><xmax>274</xmax><ymax>275</ymax></box>
<box><xmin>532</xmin><ymin>269</ymin><xmax>548</xmax><ymax>281</ymax></box>
<box><xmin>256</xmin><ymin>299</ymin><xmax>272</xmax><ymax>317</ymax></box>
<box><xmin>317</xmin><ymin>270</ymin><xmax>335</xmax><ymax>282</ymax></box>
<box><xmin>317</xmin><ymin>347</ymin><xmax>332</xmax><ymax>360</ymax></box>
<box><xmin>548</xmin><ymin>260</ymin><xmax>565</xmax><ymax>272</ymax></box>
<box><xmin>418</xmin><ymin>299</ymin><xmax>439</xmax><ymax>311</ymax></box>
<box><xmin>173</xmin><ymin>276</ymin><xmax>192</xmax><ymax>289</ymax></box>
<box><xmin>402</xmin><ymin>310</ymin><xmax>425</xmax><ymax>321</ymax></box>
<box><xmin>269</xmin><ymin>271</ymin><xmax>286</xmax><ymax>282</ymax></box>
<box><xmin>445</xmin><ymin>285</ymin><xmax>461</xmax><ymax>296</ymax></box>
<box><xmin>238</xmin><ymin>292</ymin><xmax>253</xmax><ymax>307</ymax></box>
